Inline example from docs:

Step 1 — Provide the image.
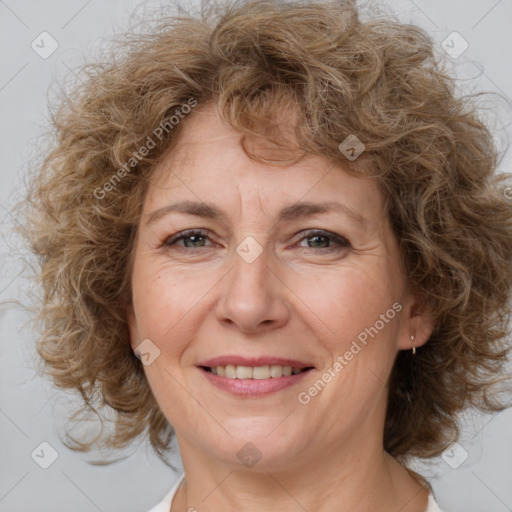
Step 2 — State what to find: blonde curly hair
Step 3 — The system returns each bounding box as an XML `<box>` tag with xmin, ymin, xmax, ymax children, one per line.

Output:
<box><xmin>19</xmin><ymin>0</ymin><xmax>512</xmax><ymax>466</ymax></box>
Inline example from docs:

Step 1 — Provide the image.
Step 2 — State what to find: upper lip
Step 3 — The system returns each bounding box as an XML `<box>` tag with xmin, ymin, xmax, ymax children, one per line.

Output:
<box><xmin>198</xmin><ymin>356</ymin><xmax>314</xmax><ymax>369</ymax></box>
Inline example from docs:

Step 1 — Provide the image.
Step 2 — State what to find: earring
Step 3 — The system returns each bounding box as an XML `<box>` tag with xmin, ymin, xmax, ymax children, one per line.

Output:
<box><xmin>411</xmin><ymin>335</ymin><xmax>416</xmax><ymax>355</ymax></box>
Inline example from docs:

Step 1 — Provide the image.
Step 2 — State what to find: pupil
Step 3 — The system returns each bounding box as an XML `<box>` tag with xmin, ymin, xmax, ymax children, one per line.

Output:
<box><xmin>310</xmin><ymin>235</ymin><xmax>328</xmax><ymax>248</ymax></box>
<box><xmin>186</xmin><ymin>235</ymin><xmax>204</xmax><ymax>247</ymax></box>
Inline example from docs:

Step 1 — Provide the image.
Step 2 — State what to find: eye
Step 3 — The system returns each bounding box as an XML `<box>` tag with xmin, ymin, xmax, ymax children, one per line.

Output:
<box><xmin>295</xmin><ymin>230</ymin><xmax>351</xmax><ymax>252</ymax></box>
<box><xmin>164</xmin><ymin>229</ymin><xmax>214</xmax><ymax>249</ymax></box>
<box><xmin>163</xmin><ymin>228</ymin><xmax>351</xmax><ymax>253</ymax></box>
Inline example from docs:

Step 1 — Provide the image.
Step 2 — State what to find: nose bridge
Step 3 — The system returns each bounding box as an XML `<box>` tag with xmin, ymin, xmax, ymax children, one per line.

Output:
<box><xmin>229</xmin><ymin>233</ymin><xmax>274</xmax><ymax>306</ymax></box>
<box><xmin>215</xmin><ymin>234</ymin><xmax>289</xmax><ymax>332</ymax></box>
<box><xmin>234</xmin><ymin>233</ymin><xmax>270</xmax><ymax>285</ymax></box>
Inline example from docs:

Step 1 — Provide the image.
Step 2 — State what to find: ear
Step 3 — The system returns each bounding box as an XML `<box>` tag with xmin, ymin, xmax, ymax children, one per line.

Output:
<box><xmin>396</xmin><ymin>292</ymin><xmax>435</xmax><ymax>351</ymax></box>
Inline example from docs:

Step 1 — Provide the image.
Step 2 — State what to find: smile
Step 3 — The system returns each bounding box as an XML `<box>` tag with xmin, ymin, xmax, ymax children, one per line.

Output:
<box><xmin>203</xmin><ymin>365</ymin><xmax>311</xmax><ymax>379</ymax></box>
<box><xmin>197</xmin><ymin>357</ymin><xmax>315</xmax><ymax>396</ymax></box>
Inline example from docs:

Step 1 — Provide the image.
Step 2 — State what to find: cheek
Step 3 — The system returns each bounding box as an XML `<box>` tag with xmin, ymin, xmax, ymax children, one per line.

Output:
<box><xmin>130</xmin><ymin>262</ymin><xmax>217</xmax><ymax>350</ymax></box>
<box><xmin>131</xmin><ymin>243</ymin><xmax>403</xmax><ymax>358</ymax></box>
<box><xmin>297</xmin><ymin>266</ymin><xmax>402</xmax><ymax>416</ymax></box>
<box><xmin>294</xmin><ymin>262</ymin><xmax>401</xmax><ymax>353</ymax></box>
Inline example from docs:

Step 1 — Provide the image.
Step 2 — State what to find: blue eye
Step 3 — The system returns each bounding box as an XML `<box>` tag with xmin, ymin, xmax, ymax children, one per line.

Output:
<box><xmin>163</xmin><ymin>229</ymin><xmax>351</xmax><ymax>252</ymax></box>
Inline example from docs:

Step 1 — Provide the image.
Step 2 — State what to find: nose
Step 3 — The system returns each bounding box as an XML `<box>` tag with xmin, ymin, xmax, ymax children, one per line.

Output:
<box><xmin>214</xmin><ymin>242</ymin><xmax>291</xmax><ymax>334</ymax></box>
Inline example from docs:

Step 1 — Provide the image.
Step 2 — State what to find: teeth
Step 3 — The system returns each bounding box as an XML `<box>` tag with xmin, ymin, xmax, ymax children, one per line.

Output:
<box><xmin>253</xmin><ymin>366</ymin><xmax>270</xmax><ymax>379</ymax></box>
<box><xmin>270</xmin><ymin>365</ymin><xmax>283</xmax><ymax>378</ymax></box>
<box><xmin>225</xmin><ymin>365</ymin><xmax>237</xmax><ymax>379</ymax></box>
<box><xmin>236</xmin><ymin>365</ymin><xmax>253</xmax><ymax>379</ymax></box>
<box><xmin>210</xmin><ymin>364</ymin><xmax>307</xmax><ymax>379</ymax></box>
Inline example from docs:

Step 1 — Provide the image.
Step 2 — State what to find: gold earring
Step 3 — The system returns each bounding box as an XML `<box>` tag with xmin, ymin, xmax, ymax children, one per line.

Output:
<box><xmin>411</xmin><ymin>335</ymin><xmax>416</xmax><ymax>355</ymax></box>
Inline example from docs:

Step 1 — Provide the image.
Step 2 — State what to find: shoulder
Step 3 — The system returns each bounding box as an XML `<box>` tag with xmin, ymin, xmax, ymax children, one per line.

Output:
<box><xmin>145</xmin><ymin>474</ymin><xmax>185</xmax><ymax>512</ymax></box>
<box><xmin>427</xmin><ymin>492</ymin><xmax>445</xmax><ymax>512</ymax></box>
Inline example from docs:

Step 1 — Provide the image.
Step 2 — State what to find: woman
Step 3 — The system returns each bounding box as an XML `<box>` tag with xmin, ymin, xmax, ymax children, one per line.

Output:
<box><xmin>21</xmin><ymin>1</ymin><xmax>512</xmax><ymax>511</ymax></box>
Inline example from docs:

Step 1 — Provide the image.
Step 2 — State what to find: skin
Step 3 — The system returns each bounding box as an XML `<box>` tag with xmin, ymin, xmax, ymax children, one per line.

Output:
<box><xmin>126</xmin><ymin>102</ymin><xmax>434</xmax><ymax>512</ymax></box>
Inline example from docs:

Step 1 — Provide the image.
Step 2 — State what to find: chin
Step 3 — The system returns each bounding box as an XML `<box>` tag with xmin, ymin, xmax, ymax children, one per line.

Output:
<box><xmin>200</xmin><ymin>419</ymin><xmax>309</xmax><ymax>469</ymax></box>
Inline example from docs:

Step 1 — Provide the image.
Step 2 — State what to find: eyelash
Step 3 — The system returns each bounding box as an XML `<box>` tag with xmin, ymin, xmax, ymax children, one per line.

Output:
<box><xmin>163</xmin><ymin>229</ymin><xmax>351</xmax><ymax>253</ymax></box>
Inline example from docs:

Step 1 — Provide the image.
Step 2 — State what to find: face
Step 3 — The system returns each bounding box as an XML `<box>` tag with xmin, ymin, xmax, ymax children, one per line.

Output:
<box><xmin>127</xmin><ymin>103</ymin><xmax>432</xmax><ymax>472</ymax></box>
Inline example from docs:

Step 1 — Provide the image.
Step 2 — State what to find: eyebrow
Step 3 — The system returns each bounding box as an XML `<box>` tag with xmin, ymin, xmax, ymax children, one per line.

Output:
<box><xmin>144</xmin><ymin>200</ymin><xmax>367</xmax><ymax>227</ymax></box>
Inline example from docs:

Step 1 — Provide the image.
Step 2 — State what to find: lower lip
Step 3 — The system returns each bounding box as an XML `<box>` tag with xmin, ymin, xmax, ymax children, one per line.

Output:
<box><xmin>199</xmin><ymin>368</ymin><xmax>313</xmax><ymax>397</ymax></box>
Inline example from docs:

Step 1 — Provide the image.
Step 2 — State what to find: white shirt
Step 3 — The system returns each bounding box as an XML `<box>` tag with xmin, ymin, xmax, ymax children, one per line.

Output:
<box><xmin>147</xmin><ymin>474</ymin><xmax>445</xmax><ymax>512</ymax></box>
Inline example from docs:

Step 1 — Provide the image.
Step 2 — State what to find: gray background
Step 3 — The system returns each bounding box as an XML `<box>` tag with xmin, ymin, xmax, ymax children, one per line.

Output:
<box><xmin>1</xmin><ymin>0</ymin><xmax>511</xmax><ymax>511</ymax></box>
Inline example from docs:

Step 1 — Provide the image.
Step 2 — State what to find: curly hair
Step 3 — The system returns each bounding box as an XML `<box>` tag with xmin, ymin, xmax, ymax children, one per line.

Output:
<box><xmin>19</xmin><ymin>0</ymin><xmax>512</xmax><ymax>467</ymax></box>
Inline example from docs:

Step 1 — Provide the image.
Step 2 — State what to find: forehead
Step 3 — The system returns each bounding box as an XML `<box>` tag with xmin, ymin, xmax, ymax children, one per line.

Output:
<box><xmin>145</xmin><ymin>102</ymin><xmax>385</xmax><ymax>220</ymax></box>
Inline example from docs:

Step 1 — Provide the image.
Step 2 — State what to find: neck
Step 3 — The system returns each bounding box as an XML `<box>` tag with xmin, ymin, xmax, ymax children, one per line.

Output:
<box><xmin>172</xmin><ymin>441</ymin><xmax>429</xmax><ymax>512</ymax></box>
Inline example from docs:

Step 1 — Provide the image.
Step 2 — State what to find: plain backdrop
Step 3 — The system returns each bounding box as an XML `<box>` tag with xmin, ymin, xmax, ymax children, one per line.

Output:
<box><xmin>1</xmin><ymin>0</ymin><xmax>511</xmax><ymax>511</ymax></box>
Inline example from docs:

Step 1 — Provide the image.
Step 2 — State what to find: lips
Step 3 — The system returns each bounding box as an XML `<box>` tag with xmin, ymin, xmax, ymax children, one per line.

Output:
<box><xmin>197</xmin><ymin>356</ymin><xmax>315</xmax><ymax>396</ymax></box>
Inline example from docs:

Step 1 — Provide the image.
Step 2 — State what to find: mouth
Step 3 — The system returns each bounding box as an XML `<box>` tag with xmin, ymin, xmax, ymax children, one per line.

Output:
<box><xmin>197</xmin><ymin>357</ymin><xmax>315</xmax><ymax>396</ymax></box>
<box><xmin>200</xmin><ymin>364</ymin><xmax>314</xmax><ymax>379</ymax></box>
